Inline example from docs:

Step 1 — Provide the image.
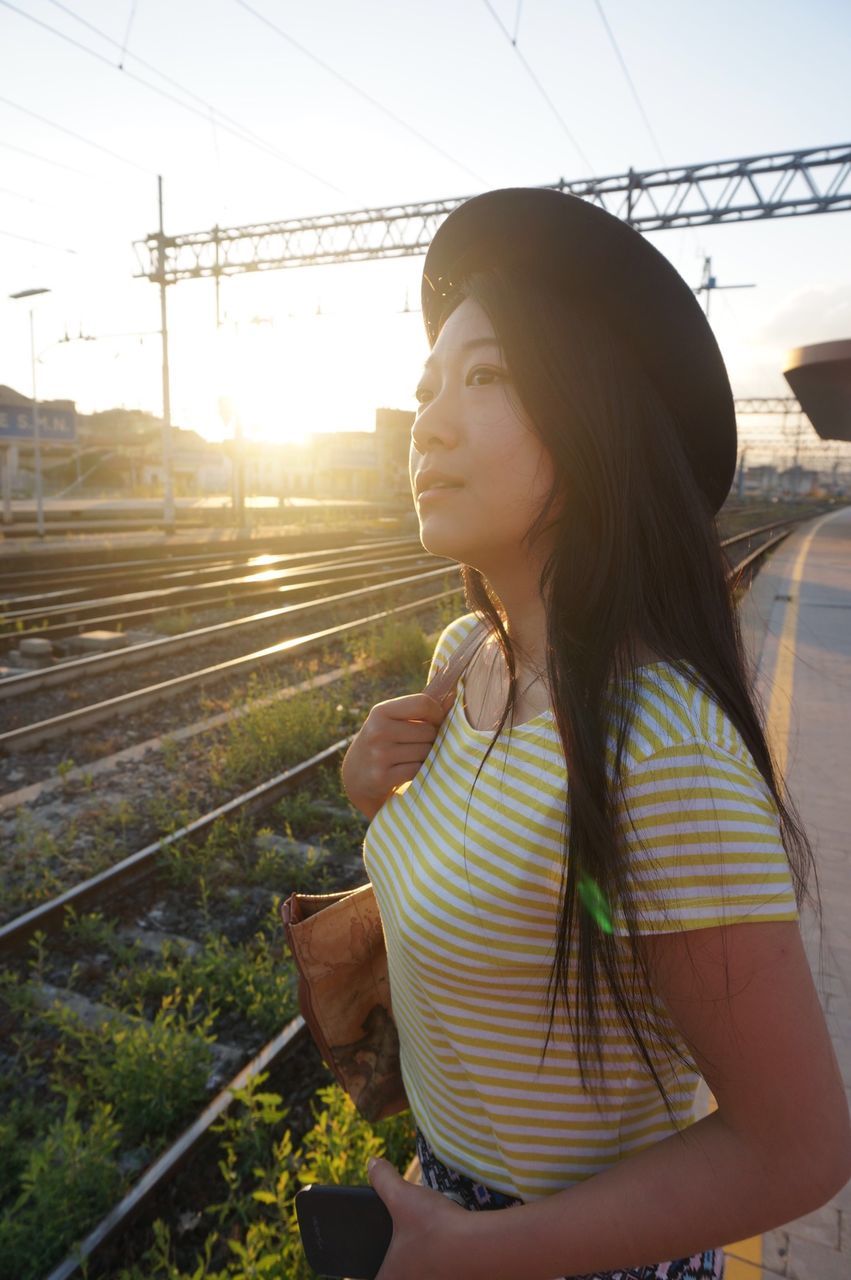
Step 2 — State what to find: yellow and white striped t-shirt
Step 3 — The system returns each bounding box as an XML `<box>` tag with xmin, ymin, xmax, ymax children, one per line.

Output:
<box><xmin>362</xmin><ymin>613</ymin><xmax>799</xmax><ymax>1202</ymax></box>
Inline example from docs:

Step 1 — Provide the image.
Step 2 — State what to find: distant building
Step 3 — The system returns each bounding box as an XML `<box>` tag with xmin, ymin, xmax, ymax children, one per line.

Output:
<box><xmin>242</xmin><ymin>440</ymin><xmax>315</xmax><ymax>498</ymax></box>
<box><xmin>778</xmin><ymin>465</ymin><xmax>819</xmax><ymax>497</ymax></box>
<box><xmin>374</xmin><ymin>407</ymin><xmax>414</xmax><ymax>501</ymax></box>
<box><xmin>0</xmin><ymin>385</ymin><xmax>420</xmax><ymax>505</ymax></box>
<box><xmin>742</xmin><ymin>465</ymin><xmax>778</xmax><ymax>495</ymax></box>
<box><xmin>310</xmin><ymin>430</ymin><xmax>378</xmax><ymax>498</ymax></box>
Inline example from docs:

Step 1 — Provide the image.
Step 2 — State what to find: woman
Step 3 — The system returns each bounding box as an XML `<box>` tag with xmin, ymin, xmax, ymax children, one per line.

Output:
<box><xmin>341</xmin><ymin>188</ymin><xmax>851</xmax><ymax>1280</ymax></box>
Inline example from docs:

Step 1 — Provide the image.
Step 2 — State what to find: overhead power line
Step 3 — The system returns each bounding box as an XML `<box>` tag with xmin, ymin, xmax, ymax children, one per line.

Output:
<box><xmin>2</xmin><ymin>0</ymin><xmax>343</xmax><ymax>194</ymax></box>
<box><xmin>0</xmin><ymin>227</ymin><xmax>78</xmax><ymax>254</ymax></box>
<box><xmin>0</xmin><ymin>92</ymin><xmax>152</xmax><ymax>175</ymax></box>
<box><xmin>592</xmin><ymin>0</ymin><xmax>666</xmax><ymax>166</ymax></box>
<box><xmin>589</xmin><ymin>0</ymin><xmax>705</xmax><ymax>278</ymax></box>
<box><xmin>0</xmin><ymin>185</ymin><xmax>59</xmax><ymax>209</ymax></box>
<box><xmin>480</xmin><ymin>0</ymin><xmax>594</xmax><ymax>172</ymax></box>
<box><xmin>0</xmin><ymin>138</ymin><xmax>94</xmax><ymax>179</ymax></box>
<box><xmin>119</xmin><ymin>0</ymin><xmax>139</xmax><ymax>68</ymax></box>
<box><xmin>44</xmin><ymin>0</ymin><xmax>342</xmax><ymax>193</ymax></box>
<box><xmin>232</xmin><ymin>0</ymin><xmax>490</xmax><ymax>187</ymax></box>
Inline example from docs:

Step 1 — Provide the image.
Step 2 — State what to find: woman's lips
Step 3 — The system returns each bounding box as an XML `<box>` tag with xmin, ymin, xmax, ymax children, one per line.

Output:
<box><xmin>418</xmin><ymin>484</ymin><xmax>463</xmax><ymax>501</ymax></box>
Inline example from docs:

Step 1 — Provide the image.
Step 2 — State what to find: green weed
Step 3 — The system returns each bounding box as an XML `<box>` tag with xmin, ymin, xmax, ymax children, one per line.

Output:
<box><xmin>152</xmin><ymin>607</ymin><xmax>194</xmax><ymax>636</ymax></box>
<box><xmin>114</xmin><ymin>1079</ymin><xmax>417</xmax><ymax>1279</ymax></box>
<box><xmin>49</xmin><ymin>990</ymin><xmax>216</xmax><ymax>1146</ymax></box>
<box><xmin>0</xmin><ymin>1096</ymin><xmax>121</xmax><ymax>1280</ymax></box>
<box><xmin>109</xmin><ymin>915</ymin><xmax>297</xmax><ymax>1041</ymax></box>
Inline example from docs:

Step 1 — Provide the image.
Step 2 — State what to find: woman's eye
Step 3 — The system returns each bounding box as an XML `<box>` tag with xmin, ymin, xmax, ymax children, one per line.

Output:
<box><xmin>468</xmin><ymin>365</ymin><xmax>503</xmax><ymax>386</ymax></box>
<box><xmin>414</xmin><ymin>386</ymin><xmax>431</xmax><ymax>407</ymax></box>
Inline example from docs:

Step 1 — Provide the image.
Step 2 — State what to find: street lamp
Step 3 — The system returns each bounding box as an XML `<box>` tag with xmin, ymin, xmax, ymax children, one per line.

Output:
<box><xmin>9</xmin><ymin>287</ymin><xmax>51</xmax><ymax>538</ymax></box>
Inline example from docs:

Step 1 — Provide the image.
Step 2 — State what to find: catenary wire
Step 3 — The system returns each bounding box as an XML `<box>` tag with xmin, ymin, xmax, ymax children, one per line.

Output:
<box><xmin>589</xmin><ymin>2</ymin><xmax>709</xmax><ymax>291</ymax></box>
<box><xmin>592</xmin><ymin>0</ymin><xmax>666</xmax><ymax>165</ymax></box>
<box><xmin>512</xmin><ymin>0</ymin><xmax>524</xmax><ymax>45</ymax></box>
<box><xmin>480</xmin><ymin>0</ymin><xmax>594</xmax><ymax>172</ymax></box>
<box><xmin>0</xmin><ymin>186</ymin><xmax>59</xmax><ymax>209</ymax></box>
<box><xmin>119</xmin><ymin>0</ymin><xmax>139</xmax><ymax>68</ymax></box>
<box><xmin>0</xmin><ymin>92</ymin><xmax>152</xmax><ymax>175</ymax></box>
<box><xmin>0</xmin><ymin>139</ymin><xmax>94</xmax><ymax>179</ymax></box>
<box><xmin>42</xmin><ymin>0</ymin><xmax>343</xmax><ymax>195</ymax></box>
<box><xmin>0</xmin><ymin>227</ymin><xmax>78</xmax><ymax>254</ymax></box>
<box><xmin>232</xmin><ymin>0</ymin><xmax>490</xmax><ymax>187</ymax></box>
<box><xmin>1</xmin><ymin>0</ymin><xmax>343</xmax><ymax>195</ymax></box>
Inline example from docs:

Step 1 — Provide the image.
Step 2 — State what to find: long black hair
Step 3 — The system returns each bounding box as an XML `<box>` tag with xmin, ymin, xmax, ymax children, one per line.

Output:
<box><xmin>428</xmin><ymin>266</ymin><xmax>822</xmax><ymax>1129</ymax></box>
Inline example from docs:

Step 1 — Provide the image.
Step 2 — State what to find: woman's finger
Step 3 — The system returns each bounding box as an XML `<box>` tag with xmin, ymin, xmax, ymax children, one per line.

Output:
<box><xmin>373</xmin><ymin>691</ymin><xmax>454</xmax><ymax>726</ymax></box>
<box><xmin>386</xmin><ymin>721</ymin><xmax>443</xmax><ymax>744</ymax></box>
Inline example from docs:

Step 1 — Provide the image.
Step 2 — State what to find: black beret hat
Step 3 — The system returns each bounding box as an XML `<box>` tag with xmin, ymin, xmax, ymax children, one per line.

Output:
<box><xmin>421</xmin><ymin>187</ymin><xmax>737</xmax><ymax>514</ymax></box>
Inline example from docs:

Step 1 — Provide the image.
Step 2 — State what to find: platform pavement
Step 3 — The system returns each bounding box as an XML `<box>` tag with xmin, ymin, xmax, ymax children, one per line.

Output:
<box><xmin>709</xmin><ymin>501</ymin><xmax>851</xmax><ymax>1279</ymax></box>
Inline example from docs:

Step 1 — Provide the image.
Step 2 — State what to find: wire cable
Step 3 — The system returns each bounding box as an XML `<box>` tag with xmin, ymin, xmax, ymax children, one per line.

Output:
<box><xmin>232</xmin><ymin>0</ymin><xmax>490</xmax><ymax>186</ymax></box>
<box><xmin>590</xmin><ymin>2</ymin><xmax>708</xmax><ymax>286</ymax></box>
<box><xmin>2</xmin><ymin>0</ymin><xmax>343</xmax><ymax>194</ymax></box>
<box><xmin>0</xmin><ymin>185</ymin><xmax>59</xmax><ymax>209</ymax></box>
<box><xmin>0</xmin><ymin>91</ymin><xmax>152</xmax><ymax>175</ymax></box>
<box><xmin>512</xmin><ymin>0</ymin><xmax>524</xmax><ymax>45</ymax></box>
<box><xmin>0</xmin><ymin>138</ymin><xmax>93</xmax><ymax>179</ymax></box>
<box><xmin>118</xmin><ymin>0</ymin><xmax>139</xmax><ymax>69</ymax></box>
<box><xmin>44</xmin><ymin>0</ymin><xmax>342</xmax><ymax>192</ymax></box>
<box><xmin>0</xmin><ymin>227</ymin><xmax>78</xmax><ymax>254</ymax></box>
<box><xmin>592</xmin><ymin>0</ymin><xmax>665</xmax><ymax>165</ymax></box>
<box><xmin>481</xmin><ymin>0</ymin><xmax>594</xmax><ymax>172</ymax></box>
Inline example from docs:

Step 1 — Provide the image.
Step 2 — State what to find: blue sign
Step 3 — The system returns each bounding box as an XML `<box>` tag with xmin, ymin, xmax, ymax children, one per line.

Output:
<box><xmin>0</xmin><ymin>406</ymin><xmax>77</xmax><ymax>444</ymax></box>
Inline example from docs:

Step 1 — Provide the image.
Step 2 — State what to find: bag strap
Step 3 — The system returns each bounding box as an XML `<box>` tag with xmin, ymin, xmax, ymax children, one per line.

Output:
<box><xmin>421</xmin><ymin>616</ymin><xmax>490</xmax><ymax>704</ymax></box>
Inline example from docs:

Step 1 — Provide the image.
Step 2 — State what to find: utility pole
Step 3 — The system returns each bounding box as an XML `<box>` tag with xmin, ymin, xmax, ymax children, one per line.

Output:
<box><xmin>9</xmin><ymin>287</ymin><xmax>51</xmax><ymax>537</ymax></box>
<box><xmin>157</xmin><ymin>175</ymin><xmax>175</xmax><ymax>531</ymax></box>
<box><xmin>736</xmin><ymin>448</ymin><xmax>747</xmax><ymax>500</ymax></box>
<box><xmin>693</xmin><ymin>256</ymin><xmax>755</xmax><ymax>320</ymax></box>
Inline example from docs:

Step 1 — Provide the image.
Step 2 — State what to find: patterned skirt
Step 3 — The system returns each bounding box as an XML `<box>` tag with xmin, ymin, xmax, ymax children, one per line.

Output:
<box><xmin>415</xmin><ymin>1127</ymin><xmax>725</xmax><ymax>1280</ymax></box>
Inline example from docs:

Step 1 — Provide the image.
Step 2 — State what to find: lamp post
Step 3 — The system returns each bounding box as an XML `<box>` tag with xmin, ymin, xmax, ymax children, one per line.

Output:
<box><xmin>9</xmin><ymin>287</ymin><xmax>51</xmax><ymax>538</ymax></box>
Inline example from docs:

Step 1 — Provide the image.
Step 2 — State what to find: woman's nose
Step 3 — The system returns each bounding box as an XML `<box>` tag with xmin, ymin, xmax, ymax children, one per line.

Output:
<box><xmin>410</xmin><ymin>393</ymin><xmax>459</xmax><ymax>456</ymax></box>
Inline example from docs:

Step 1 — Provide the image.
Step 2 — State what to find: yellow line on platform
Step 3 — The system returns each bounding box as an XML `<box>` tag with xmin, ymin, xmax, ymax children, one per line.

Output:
<box><xmin>724</xmin><ymin>509</ymin><xmax>836</xmax><ymax>1278</ymax></box>
<box><xmin>764</xmin><ymin>515</ymin><xmax>828</xmax><ymax>775</ymax></box>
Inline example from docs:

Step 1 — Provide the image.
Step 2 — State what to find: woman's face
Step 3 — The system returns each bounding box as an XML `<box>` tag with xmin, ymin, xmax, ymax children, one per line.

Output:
<box><xmin>409</xmin><ymin>296</ymin><xmax>559</xmax><ymax>574</ymax></box>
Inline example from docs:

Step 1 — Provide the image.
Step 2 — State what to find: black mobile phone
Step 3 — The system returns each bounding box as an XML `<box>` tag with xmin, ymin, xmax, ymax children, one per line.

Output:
<box><xmin>295</xmin><ymin>1183</ymin><xmax>394</xmax><ymax>1279</ymax></box>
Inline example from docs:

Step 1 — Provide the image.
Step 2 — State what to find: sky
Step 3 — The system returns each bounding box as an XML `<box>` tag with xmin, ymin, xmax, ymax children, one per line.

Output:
<box><xmin>1</xmin><ymin>0</ymin><xmax>850</xmax><ymax>466</ymax></box>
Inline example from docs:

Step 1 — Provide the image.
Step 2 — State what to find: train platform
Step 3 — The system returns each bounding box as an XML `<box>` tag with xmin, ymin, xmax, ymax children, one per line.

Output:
<box><xmin>716</xmin><ymin>501</ymin><xmax>851</xmax><ymax>1279</ymax></box>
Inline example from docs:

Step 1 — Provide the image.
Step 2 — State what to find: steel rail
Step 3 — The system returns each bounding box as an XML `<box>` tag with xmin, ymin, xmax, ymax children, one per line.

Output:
<box><xmin>44</xmin><ymin>1015</ymin><xmax>311</xmax><ymax>1280</ymax></box>
<box><xmin>0</xmin><ymin>548</ymin><xmax>433</xmax><ymax>640</ymax></box>
<box><xmin>0</xmin><ymin>559</ymin><xmax>456</xmax><ymax>703</ymax></box>
<box><xmin>0</xmin><ymin>521</ymin><xmax>797</xmax><ymax>942</ymax></box>
<box><xmin>0</xmin><ymin>738</ymin><xmax>351</xmax><ymax>956</ymax></box>
<box><xmin>0</xmin><ymin>534</ymin><xmax>418</xmax><ymax>608</ymax></box>
<box><xmin>0</xmin><ymin>582</ymin><xmax>457</xmax><ymax>754</ymax></box>
<box><xmin>729</xmin><ymin>527</ymin><xmax>792</xmax><ymax>576</ymax></box>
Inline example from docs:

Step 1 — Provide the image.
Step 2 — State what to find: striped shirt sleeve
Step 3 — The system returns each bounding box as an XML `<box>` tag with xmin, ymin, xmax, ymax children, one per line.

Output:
<box><xmin>426</xmin><ymin>614</ymin><xmax>478</xmax><ymax>684</ymax></box>
<box><xmin>610</xmin><ymin>739</ymin><xmax>800</xmax><ymax>935</ymax></box>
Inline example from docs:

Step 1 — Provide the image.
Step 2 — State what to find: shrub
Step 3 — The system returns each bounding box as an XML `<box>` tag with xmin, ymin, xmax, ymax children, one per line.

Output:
<box><xmin>0</xmin><ymin>1097</ymin><xmax>121</xmax><ymax>1280</ymax></box>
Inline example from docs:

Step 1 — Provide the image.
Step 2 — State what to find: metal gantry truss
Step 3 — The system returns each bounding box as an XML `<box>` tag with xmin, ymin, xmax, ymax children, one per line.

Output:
<box><xmin>734</xmin><ymin>397</ymin><xmax>800</xmax><ymax>415</ymax></box>
<box><xmin>734</xmin><ymin>397</ymin><xmax>851</xmax><ymax>473</ymax></box>
<box><xmin>134</xmin><ymin>142</ymin><xmax>851</xmax><ymax>285</ymax></box>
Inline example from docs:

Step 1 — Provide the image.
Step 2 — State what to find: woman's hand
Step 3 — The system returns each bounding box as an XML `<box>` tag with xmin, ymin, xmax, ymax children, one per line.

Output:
<box><xmin>341</xmin><ymin>689</ymin><xmax>456</xmax><ymax>821</ymax></box>
<box><xmin>368</xmin><ymin>1155</ymin><xmax>477</xmax><ymax>1280</ymax></box>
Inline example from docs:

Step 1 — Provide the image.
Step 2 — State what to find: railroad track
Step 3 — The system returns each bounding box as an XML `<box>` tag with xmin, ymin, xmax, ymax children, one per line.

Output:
<box><xmin>0</xmin><ymin>692</ymin><xmax>406</xmax><ymax>1276</ymax></box>
<box><xmin>0</xmin><ymin>518</ymin><xmax>793</xmax><ymax>732</ymax></box>
<box><xmin>0</xmin><ymin>536</ymin><xmax>426</xmax><ymax>643</ymax></box>
<box><xmin>0</xmin><ymin>515</ymin><xmax>814</xmax><ymax>1277</ymax></box>
<box><xmin>0</xmin><ymin>529</ymin><xmax>394</xmax><ymax>594</ymax></box>
<box><xmin>0</xmin><ymin>569</ymin><xmax>460</xmax><ymax>759</ymax></box>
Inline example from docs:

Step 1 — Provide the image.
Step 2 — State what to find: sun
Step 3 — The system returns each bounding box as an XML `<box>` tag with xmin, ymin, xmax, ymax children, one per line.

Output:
<box><xmin>175</xmin><ymin>274</ymin><xmax>426</xmax><ymax>447</ymax></box>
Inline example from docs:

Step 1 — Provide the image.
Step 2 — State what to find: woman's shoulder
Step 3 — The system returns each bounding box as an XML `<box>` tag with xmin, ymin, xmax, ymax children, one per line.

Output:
<box><xmin>616</xmin><ymin>660</ymin><xmax>760</xmax><ymax>778</ymax></box>
<box><xmin>427</xmin><ymin>611</ymin><xmax>486</xmax><ymax>681</ymax></box>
